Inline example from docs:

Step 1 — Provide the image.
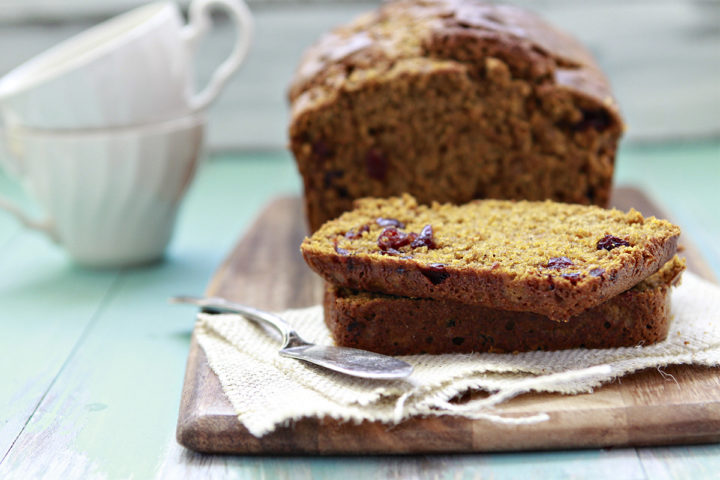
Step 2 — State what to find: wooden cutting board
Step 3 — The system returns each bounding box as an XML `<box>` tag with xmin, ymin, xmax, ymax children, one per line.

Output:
<box><xmin>177</xmin><ymin>187</ymin><xmax>720</xmax><ymax>454</ymax></box>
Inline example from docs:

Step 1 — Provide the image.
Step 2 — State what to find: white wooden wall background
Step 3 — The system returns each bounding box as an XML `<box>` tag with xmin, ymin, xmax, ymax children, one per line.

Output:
<box><xmin>0</xmin><ymin>0</ymin><xmax>718</xmax><ymax>152</ymax></box>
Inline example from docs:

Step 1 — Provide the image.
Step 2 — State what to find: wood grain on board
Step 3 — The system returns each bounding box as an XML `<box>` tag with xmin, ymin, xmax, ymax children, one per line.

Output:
<box><xmin>177</xmin><ymin>187</ymin><xmax>720</xmax><ymax>454</ymax></box>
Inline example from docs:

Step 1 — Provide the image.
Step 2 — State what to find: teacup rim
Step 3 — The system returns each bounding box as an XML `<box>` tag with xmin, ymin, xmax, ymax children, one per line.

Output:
<box><xmin>0</xmin><ymin>2</ymin><xmax>177</xmax><ymax>99</ymax></box>
<box><xmin>4</xmin><ymin>112</ymin><xmax>207</xmax><ymax>140</ymax></box>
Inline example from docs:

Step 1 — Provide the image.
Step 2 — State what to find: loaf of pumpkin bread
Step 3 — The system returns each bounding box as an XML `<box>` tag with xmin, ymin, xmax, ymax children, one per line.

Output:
<box><xmin>301</xmin><ymin>195</ymin><xmax>680</xmax><ymax>321</ymax></box>
<box><xmin>323</xmin><ymin>256</ymin><xmax>685</xmax><ymax>355</ymax></box>
<box><xmin>289</xmin><ymin>0</ymin><xmax>624</xmax><ymax>231</ymax></box>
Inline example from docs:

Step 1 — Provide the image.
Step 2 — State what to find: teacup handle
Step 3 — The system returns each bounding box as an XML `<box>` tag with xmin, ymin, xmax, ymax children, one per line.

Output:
<box><xmin>183</xmin><ymin>0</ymin><xmax>254</xmax><ymax>111</ymax></box>
<box><xmin>0</xmin><ymin>196</ymin><xmax>59</xmax><ymax>242</ymax></box>
<box><xmin>0</xmin><ymin>133</ymin><xmax>59</xmax><ymax>242</ymax></box>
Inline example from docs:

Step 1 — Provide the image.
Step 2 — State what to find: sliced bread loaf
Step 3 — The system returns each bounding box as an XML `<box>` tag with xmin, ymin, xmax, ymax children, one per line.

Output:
<box><xmin>289</xmin><ymin>0</ymin><xmax>623</xmax><ymax>231</ymax></box>
<box><xmin>324</xmin><ymin>256</ymin><xmax>685</xmax><ymax>354</ymax></box>
<box><xmin>302</xmin><ymin>195</ymin><xmax>680</xmax><ymax>320</ymax></box>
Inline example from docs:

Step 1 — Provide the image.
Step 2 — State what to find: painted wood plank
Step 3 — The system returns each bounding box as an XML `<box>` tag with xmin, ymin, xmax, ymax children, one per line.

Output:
<box><xmin>0</xmin><ymin>153</ymin><xmax>301</xmax><ymax>479</ymax></box>
<box><xmin>157</xmin><ymin>447</ymin><xmax>648</xmax><ymax>480</ymax></box>
<box><xmin>0</xmin><ymin>237</ymin><xmax>119</xmax><ymax>458</ymax></box>
<box><xmin>0</xmin><ymin>168</ymin><xmax>120</xmax><ymax>460</ymax></box>
<box><xmin>638</xmin><ymin>444</ymin><xmax>720</xmax><ymax>480</ymax></box>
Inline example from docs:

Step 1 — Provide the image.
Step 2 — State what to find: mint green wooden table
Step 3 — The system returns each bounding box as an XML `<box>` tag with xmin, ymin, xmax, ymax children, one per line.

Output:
<box><xmin>0</xmin><ymin>141</ymin><xmax>718</xmax><ymax>479</ymax></box>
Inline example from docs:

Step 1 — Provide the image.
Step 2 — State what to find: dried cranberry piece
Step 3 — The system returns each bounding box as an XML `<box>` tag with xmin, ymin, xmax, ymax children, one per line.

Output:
<box><xmin>589</xmin><ymin>267</ymin><xmax>606</xmax><ymax>277</ymax></box>
<box><xmin>377</xmin><ymin>225</ymin><xmax>439</xmax><ymax>252</ymax></box>
<box><xmin>377</xmin><ymin>227</ymin><xmax>414</xmax><ymax>251</ymax></box>
<box><xmin>312</xmin><ymin>140</ymin><xmax>333</xmax><ymax>162</ymax></box>
<box><xmin>421</xmin><ymin>263</ymin><xmax>450</xmax><ymax>285</ymax></box>
<box><xmin>561</xmin><ymin>272</ymin><xmax>582</xmax><ymax>284</ymax></box>
<box><xmin>545</xmin><ymin>256</ymin><xmax>574</xmax><ymax>269</ymax></box>
<box><xmin>323</xmin><ymin>169</ymin><xmax>344</xmax><ymax>188</ymax></box>
<box><xmin>346</xmin><ymin>257</ymin><xmax>357</xmax><ymax>271</ymax></box>
<box><xmin>410</xmin><ymin>225</ymin><xmax>437</xmax><ymax>249</ymax></box>
<box><xmin>345</xmin><ymin>224</ymin><xmax>369</xmax><ymax>239</ymax></box>
<box><xmin>365</xmin><ymin>149</ymin><xmax>388</xmax><ymax>181</ymax></box>
<box><xmin>333</xmin><ymin>240</ymin><xmax>350</xmax><ymax>256</ymax></box>
<box><xmin>376</xmin><ymin>217</ymin><xmax>405</xmax><ymax>229</ymax></box>
<box><xmin>573</xmin><ymin>109</ymin><xmax>613</xmax><ymax>132</ymax></box>
<box><xmin>597</xmin><ymin>235</ymin><xmax>631</xmax><ymax>251</ymax></box>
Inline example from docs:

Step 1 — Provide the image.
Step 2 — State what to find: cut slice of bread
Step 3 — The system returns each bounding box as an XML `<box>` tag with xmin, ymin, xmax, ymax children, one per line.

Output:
<box><xmin>323</xmin><ymin>256</ymin><xmax>685</xmax><ymax>355</ymax></box>
<box><xmin>302</xmin><ymin>194</ymin><xmax>681</xmax><ymax>321</ymax></box>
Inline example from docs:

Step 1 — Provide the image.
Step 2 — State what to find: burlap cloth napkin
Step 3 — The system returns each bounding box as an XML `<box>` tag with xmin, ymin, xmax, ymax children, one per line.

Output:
<box><xmin>195</xmin><ymin>272</ymin><xmax>720</xmax><ymax>437</ymax></box>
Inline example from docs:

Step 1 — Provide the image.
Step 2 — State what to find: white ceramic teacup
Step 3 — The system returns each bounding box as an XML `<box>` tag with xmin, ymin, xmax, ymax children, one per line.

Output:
<box><xmin>0</xmin><ymin>115</ymin><xmax>205</xmax><ymax>267</ymax></box>
<box><xmin>0</xmin><ymin>0</ymin><xmax>252</xmax><ymax>129</ymax></box>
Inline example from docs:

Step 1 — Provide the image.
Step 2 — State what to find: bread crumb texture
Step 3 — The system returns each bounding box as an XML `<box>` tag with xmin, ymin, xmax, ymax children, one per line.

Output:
<box><xmin>289</xmin><ymin>0</ymin><xmax>624</xmax><ymax>230</ymax></box>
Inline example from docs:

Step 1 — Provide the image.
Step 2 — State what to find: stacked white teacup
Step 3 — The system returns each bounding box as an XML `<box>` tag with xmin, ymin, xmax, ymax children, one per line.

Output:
<box><xmin>0</xmin><ymin>0</ymin><xmax>253</xmax><ymax>267</ymax></box>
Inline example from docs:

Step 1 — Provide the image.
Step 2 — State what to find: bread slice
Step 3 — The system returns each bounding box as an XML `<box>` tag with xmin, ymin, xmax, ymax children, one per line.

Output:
<box><xmin>301</xmin><ymin>195</ymin><xmax>681</xmax><ymax>321</ymax></box>
<box><xmin>324</xmin><ymin>256</ymin><xmax>685</xmax><ymax>355</ymax></box>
